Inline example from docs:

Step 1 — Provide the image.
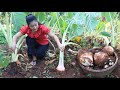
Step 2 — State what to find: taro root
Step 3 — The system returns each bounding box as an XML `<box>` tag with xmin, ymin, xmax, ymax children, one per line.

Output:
<box><xmin>104</xmin><ymin>64</ymin><xmax>109</xmax><ymax>69</ymax></box>
<box><xmin>102</xmin><ymin>46</ymin><xmax>114</xmax><ymax>56</ymax></box>
<box><xmin>77</xmin><ymin>49</ymin><xmax>93</xmax><ymax>67</ymax></box>
<box><xmin>94</xmin><ymin>51</ymin><xmax>109</xmax><ymax>66</ymax></box>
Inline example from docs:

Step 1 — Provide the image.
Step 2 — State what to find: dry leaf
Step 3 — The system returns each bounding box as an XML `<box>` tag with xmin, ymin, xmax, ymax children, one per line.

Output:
<box><xmin>48</xmin><ymin>52</ymin><xmax>55</xmax><ymax>58</ymax></box>
<box><xmin>70</xmin><ymin>62</ymin><xmax>76</xmax><ymax>66</ymax></box>
<box><xmin>45</xmin><ymin>59</ymin><xmax>56</xmax><ymax>65</ymax></box>
<box><xmin>68</xmin><ymin>49</ymin><xmax>78</xmax><ymax>55</ymax></box>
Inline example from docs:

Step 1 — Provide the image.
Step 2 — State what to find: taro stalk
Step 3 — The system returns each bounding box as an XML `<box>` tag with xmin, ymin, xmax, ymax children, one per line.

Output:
<box><xmin>11</xmin><ymin>35</ymin><xmax>27</xmax><ymax>62</ymax></box>
<box><xmin>47</xmin><ymin>12</ymin><xmax>60</xmax><ymax>51</ymax></box>
<box><xmin>56</xmin><ymin>13</ymin><xmax>80</xmax><ymax>71</ymax></box>
<box><xmin>115</xmin><ymin>19</ymin><xmax>120</xmax><ymax>47</ymax></box>
<box><xmin>109</xmin><ymin>12</ymin><xmax>117</xmax><ymax>47</ymax></box>
<box><xmin>101</xmin><ymin>12</ymin><xmax>118</xmax><ymax>47</ymax></box>
<box><xmin>0</xmin><ymin>12</ymin><xmax>26</xmax><ymax>63</ymax></box>
<box><xmin>0</xmin><ymin>12</ymin><xmax>13</xmax><ymax>48</ymax></box>
<box><xmin>56</xmin><ymin>21</ymin><xmax>75</xmax><ymax>71</ymax></box>
<box><xmin>56</xmin><ymin>12</ymin><xmax>91</xmax><ymax>71</ymax></box>
<box><xmin>11</xmin><ymin>12</ymin><xmax>27</xmax><ymax>62</ymax></box>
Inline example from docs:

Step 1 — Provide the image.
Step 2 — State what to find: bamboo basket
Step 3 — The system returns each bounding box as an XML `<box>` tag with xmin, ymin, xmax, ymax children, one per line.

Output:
<box><xmin>78</xmin><ymin>52</ymin><xmax>118</xmax><ymax>78</ymax></box>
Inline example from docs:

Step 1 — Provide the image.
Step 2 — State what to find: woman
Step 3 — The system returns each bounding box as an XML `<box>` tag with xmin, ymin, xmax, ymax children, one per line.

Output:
<box><xmin>12</xmin><ymin>14</ymin><xmax>64</xmax><ymax>65</ymax></box>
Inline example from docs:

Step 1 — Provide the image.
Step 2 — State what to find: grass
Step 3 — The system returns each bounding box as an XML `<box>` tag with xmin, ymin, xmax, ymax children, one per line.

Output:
<box><xmin>0</xmin><ymin>52</ymin><xmax>10</xmax><ymax>69</ymax></box>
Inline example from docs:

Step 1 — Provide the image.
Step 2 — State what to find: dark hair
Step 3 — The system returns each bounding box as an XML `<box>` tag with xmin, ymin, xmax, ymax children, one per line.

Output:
<box><xmin>26</xmin><ymin>14</ymin><xmax>38</xmax><ymax>25</ymax></box>
<box><xmin>26</xmin><ymin>14</ymin><xmax>43</xmax><ymax>26</ymax></box>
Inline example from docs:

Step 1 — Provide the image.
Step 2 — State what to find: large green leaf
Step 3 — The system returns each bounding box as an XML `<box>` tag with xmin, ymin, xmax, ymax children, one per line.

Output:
<box><xmin>96</xmin><ymin>21</ymin><xmax>105</xmax><ymax>32</ymax></box>
<box><xmin>101</xmin><ymin>12</ymin><xmax>118</xmax><ymax>22</ymax></box>
<box><xmin>12</xmin><ymin>12</ymin><xmax>27</xmax><ymax>32</ymax></box>
<box><xmin>67</xmin><ymin>12</ymin><xmax>74</xmax><ymax>19</ymax></box>
<box><xmin>85</xmin><ymin>12</ymin><xmax>101</xmax><ymax>31</ymax></box>
<box><xmin>49</xmin><ymin>12</ymin><xmax>58</xmax><ymax>26</ymax></box>
<box><xmin>87</xmin><ymin>18</ymin><xmax>100</xmax><ymax>31</ymax></box>
<box><xmin>100</xmin><ymin>31</ymin><xmax>111</xmax><ymax>37</ymax></box>
<box><xmin>58</xmin><ymin>16</ymin><xmax>67</xmax><ymax>34</ymax></box>
<box><xmin>35</xmin><ymin>12</ymin><xmax>46</xmax><ymax>23</ymax></box>
<box><xmin>72</xmin><ymin>12</ymin><xmax>101</xmax><ymax>32</ymax></box>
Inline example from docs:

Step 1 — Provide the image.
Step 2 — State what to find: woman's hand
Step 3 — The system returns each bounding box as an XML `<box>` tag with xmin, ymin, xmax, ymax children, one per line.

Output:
<box><xmin>58</xmin><ymin>44</ymin><xmax>65</xmax><ymax>52</ymax></box>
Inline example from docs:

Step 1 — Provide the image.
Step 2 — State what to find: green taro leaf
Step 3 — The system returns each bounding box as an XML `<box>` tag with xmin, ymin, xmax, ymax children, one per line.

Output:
<box><xmin>100</xmin><ymin>31</ymin><xmax>111</xmax><ymax>37</ymax></box>
<box><xmin>12</xmin><ymin>12</ymin><xmax>27</xmax><ymax>32</ymax></box>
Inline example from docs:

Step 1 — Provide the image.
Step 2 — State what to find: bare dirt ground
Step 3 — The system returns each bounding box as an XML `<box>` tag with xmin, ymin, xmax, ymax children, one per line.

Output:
<box><xmin>0</xmin><ymin>40</ymin><xmax>120</xmax><ymax>78</ymax></box>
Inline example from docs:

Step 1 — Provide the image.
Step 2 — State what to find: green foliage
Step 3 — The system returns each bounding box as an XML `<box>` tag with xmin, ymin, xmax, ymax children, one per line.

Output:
<box><xmin>0</xmin><ymin>52</ymin><xmax>10</xmax><ymax>68</ymax></box>
<box><xmin>12</xmin><ymin>12</ymin><xmax>27</xmax><ymax>33</ymax></box>
<box><xmin>0</xmin><ymin>52</ymin><xmax>4</xmax><ymax>62</ymax></box>
<box><xmin>80</xmin><ymin>12</ymin><xmax>101</xmax><ymax>32</ymax></box>
<box><xmin>67</xmin><ymin>12</ymin><xmax>74</xmax><ymax>19</ymax></box>
<box><xmin>49</xmin><ymin>12</ymin><xmax>58</xmax><ymax>26</ymax></box>
<box><xmin>34</xmin><ymin>12</ymin><xmax>46</xmax><ymax>23</ymax></box>
<box><xmin>100</xmin><ymin>31</ymin><xmax>111</xmax><ymax>37</ymax></box>
<box><xmin>101</xmin><ymin>12</ymin><xmax>117</xmax><ymax>22</ymax></box>
<box><xmin>11</xmin><ymin>35</ymin><xmax>26</xmax><ymax>62</ymax></box>
<box><xmin>109</xmin><ymin>12</ymin><xmax>118</xmax><ymax>47</ymax></box>
<box><xmin>0</xmin><ymin>12</ymin><xmax>13</xmax><ymax>47</ymax></box>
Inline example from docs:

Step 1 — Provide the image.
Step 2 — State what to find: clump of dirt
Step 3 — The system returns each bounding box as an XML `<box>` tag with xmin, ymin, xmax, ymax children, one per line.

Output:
<box><xmin>2</xmin><ymin>62</ymin><xmax>26</xmax><ymax>78</ymax></box>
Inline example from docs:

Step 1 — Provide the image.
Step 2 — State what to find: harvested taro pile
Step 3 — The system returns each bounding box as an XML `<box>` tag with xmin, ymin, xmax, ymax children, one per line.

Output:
<box><xmin>77</xmin><ymin>46</ymin><xmax>116</xmax><ymax>70</ymax></box>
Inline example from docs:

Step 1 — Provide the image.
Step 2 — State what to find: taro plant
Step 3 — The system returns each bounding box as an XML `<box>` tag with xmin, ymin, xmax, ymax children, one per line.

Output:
<box><xmin>115</xmin><ymin>19</ymin><xmax>120</xmax><ymax>48</ymax></box>
<box><xmin>56</xmin><ymin>12</ymin><xmax>102</xmax><ymax>71</ymax></box>
<box><xmin>56</xmin><ymin>12</ymin><xmax>82</xmax><ymax>71</ymax></box>
<box><xmin>101</xmin><ymin>12</ymin><xmax>118</xmax><ymax>47</ymax></box>
<box><xmin>72</xmin><ymin>12</ymin><xmax>104</xmax><ymax>48</ymax></box>
<box><xmin>0</xmin><ymin>12</ymin><xmax>13</xmax><ymax>48</ymax></box>
<box><xmin>0</xmin><ymin>52</ymin><xmax>10</xmax><ymax>68</ymax></box>
<box><xmin>11</xmin><ymin>35</ymin><xmax>27</xmax><ymax>62</ymax></box>
<box><xmin>12</xmin><ymin>12</ymin><xmax>26</xmax><ymax>33</ymax></box>
<box><xmin>109</xmin><ymin>12</ymin><xmax>118</xmax><ymax>47</ymax></box>
<box><xmin>77</xmin><ymin>12</ymin><xmax>117</xmax><ymax>48</ymax></box>
<box><xmin>0</xmin><ymin>12</ymin><xmax>27</xmax><ymax>64</ymax></box>
<box><xmin>11</xmin><ymin>12</ymin><xmax>27</xmax><ymax>62</ymax></box>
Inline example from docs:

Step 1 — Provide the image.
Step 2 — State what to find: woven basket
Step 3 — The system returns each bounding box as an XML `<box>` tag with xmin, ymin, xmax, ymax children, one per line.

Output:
<box><xmin>79</xmin><ymin>52</ymin><xmax>118</xmax><ymax>78</ymax></box>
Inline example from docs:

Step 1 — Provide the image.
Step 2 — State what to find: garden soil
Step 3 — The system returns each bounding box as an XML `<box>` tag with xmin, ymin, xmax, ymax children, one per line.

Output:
<box><xmin>1</xmin><ymin>41</ymin><xmax>120</xmax><ymax>78</ymax></box>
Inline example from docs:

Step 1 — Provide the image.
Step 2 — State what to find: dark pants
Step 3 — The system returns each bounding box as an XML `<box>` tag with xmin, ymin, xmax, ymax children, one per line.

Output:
<box><xmin>26</xmin><ymin>36</ymin><xmax>49</xmax><ymax>62</ymax></box>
